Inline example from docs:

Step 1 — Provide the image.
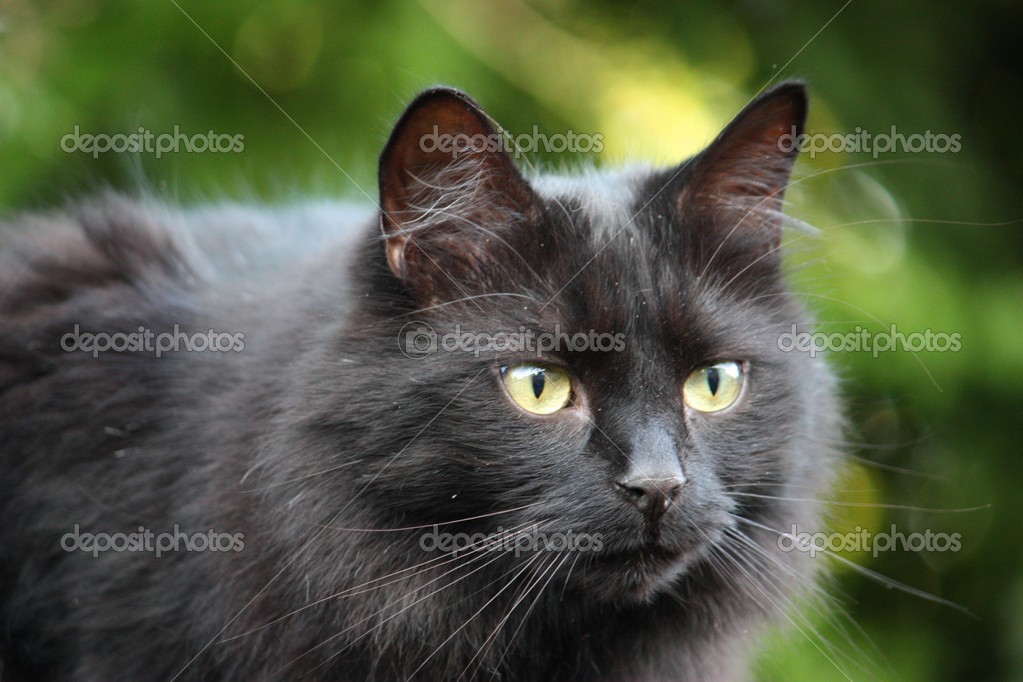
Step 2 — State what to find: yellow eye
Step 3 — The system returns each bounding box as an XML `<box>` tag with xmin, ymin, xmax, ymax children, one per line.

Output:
<box><xmin>502</xmin><ymin>364</ymin><xmax>573</xmax><ymax>415</ymax></box>
<box><xmin>683</xmin><ymin>361</ymin><xmax>744</xmax><ymax>413</ymax></box>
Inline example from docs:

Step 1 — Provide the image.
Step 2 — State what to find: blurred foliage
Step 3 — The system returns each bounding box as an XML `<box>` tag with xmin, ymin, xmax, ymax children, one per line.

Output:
<box><xmin>2</xmin><ymin>0</ymin><xmax>1021</xmax><ymax>679</ymax></box>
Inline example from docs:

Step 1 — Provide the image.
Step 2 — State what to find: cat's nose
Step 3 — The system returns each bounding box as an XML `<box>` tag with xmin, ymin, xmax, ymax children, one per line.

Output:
<box><xmin>617</xmin><ymin>420</ymin><xmax>686</xmax><ymax>524</ymax></box>
<box><xmin>616</xmin><ymin>475</ymin><xmax>685</xmax><ymax>524</ymax></box>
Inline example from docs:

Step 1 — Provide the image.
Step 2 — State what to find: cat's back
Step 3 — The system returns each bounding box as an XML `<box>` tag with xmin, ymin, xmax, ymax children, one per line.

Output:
<box><xmin>0</xmin><ymin>193</ymin><xmax>374</xmax><ymax>305</ymax></box>
<box><xmin>0</xmin><ymin>194</ymin><xmax>373</xmax><ymax>471</ymax></box>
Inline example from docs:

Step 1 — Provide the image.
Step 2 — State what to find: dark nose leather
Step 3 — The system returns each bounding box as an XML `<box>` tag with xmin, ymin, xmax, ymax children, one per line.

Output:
<box><xmin>616</xmin><ymin>421</ymin><xmax>686</xmax><ymax>524</ymax></box>
<box><xmin>616</xmin><ymin>475</ymin><xmax>685</xmax><ymax>523</ymax></box>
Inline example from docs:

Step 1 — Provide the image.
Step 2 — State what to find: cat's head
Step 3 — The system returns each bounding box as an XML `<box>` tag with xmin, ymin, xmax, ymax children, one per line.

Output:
<box><xmin>302</xmin><ymin>84</ymin><xmax>839</xmax><ymax>605</ymax></box>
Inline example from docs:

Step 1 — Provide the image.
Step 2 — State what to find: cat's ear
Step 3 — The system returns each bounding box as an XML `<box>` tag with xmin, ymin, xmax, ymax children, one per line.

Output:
<box><xmin>378</xmin><ymin>87</ymin><xmax>540</xmax><ymax>292</ymax></box>
<box><xmin>678</xmin><ymin>81</ymin><xmax>806</xmax><ymax>249</ymax></box>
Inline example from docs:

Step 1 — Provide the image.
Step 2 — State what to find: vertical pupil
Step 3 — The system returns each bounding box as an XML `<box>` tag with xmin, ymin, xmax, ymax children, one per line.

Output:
<box><xmin>531</xmin><ymin>370</ymin><xmax>546</xmax><ymax>399</ymax></box>
<box><xmin>706</xmin><ymin>367</ymin><xmax>720</xmax><ymax>396</ymax></box>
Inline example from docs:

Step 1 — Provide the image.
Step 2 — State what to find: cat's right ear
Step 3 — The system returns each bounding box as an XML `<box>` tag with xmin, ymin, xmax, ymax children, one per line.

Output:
<box><xmin>378</xmin><ymin>88</ymin><xmax>541</xmax><ymax>295</ymax></box>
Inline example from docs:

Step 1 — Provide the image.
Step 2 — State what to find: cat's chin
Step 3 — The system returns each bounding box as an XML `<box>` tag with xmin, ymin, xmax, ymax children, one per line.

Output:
<box><xmin>577</xmin><ymin>544</ymin><xmax>707</xmax><ymax>604</ymax></box>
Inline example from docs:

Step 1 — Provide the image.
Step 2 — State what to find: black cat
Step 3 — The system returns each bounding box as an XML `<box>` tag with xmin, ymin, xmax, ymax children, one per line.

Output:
<box><xmin>0</xmin><ymin>82</ymin><xmax>842</xmax><ymax>680</ymax></box>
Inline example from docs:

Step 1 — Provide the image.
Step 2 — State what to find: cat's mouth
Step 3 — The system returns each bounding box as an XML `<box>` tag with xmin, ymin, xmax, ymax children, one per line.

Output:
<box><xmin>579</xmin><ymin>540</ymin><xmax>708</xmax><ymax>602</ymax></box>
<box><xmin>570</xmin><ymin>515</ymin><xmax>731</xmax><ymax>602</ymax></box>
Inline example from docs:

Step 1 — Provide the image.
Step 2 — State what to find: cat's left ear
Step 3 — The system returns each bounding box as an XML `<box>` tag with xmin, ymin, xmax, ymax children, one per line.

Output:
<box><xmin>378</xmin><ymin>87</ymin><xmax>541</xmax><ymax>292</ymax></box>
<box><xmin>678</xmin><ymin>81</ymin><xmax>807</xmax><ymax>249</ymax></box>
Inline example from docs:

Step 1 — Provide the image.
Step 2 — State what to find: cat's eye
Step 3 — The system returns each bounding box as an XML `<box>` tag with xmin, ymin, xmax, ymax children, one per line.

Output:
<box><xmin>501</xmin><ymin>364</ymin><xmax>573</xmax><ymax>415</ymax></box>
<box><xmin>683</xmin><ymin>361</ymin><xmax>744</xmax><ymax>413</ymax></box>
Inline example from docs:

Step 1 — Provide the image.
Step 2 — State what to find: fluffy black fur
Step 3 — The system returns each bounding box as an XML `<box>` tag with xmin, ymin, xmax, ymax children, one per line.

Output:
<box><xmin>0</xmin><ymin>83</ymin><xmax>842</xmax><ymax>680</ymax></box>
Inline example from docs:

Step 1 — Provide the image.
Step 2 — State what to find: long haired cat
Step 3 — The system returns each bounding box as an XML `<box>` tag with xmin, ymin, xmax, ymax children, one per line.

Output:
<box><xmin>0</xmin><ymin>82</ymin><xmax>842</xmax><ymax>680</ymax></box>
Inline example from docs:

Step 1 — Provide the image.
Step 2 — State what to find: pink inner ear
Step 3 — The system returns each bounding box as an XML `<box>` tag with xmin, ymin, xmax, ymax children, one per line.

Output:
<box><xmin>376</xmin><ymin>89</ymin><xmax>541</xmax><ymax>289</ymax></box>
<box><xmin>682</xmin><ymin>85</ymin><xmax>806</xmax><ymax>223</ymax></box>
<box><xmin>380</xmin><ymin>93</ymin><xmax>498</xmax><ymax>217</ymax></box>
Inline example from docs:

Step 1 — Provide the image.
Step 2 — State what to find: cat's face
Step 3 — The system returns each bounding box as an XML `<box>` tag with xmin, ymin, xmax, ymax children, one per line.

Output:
<box><xmin>303</xmin><ymin>85</ymin><xmax>836</xmax><ymax>605</ymax></box>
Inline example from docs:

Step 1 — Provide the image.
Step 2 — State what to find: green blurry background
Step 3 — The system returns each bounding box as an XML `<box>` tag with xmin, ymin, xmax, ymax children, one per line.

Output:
<box><xmin>2</xmin><ymin>1</ymin><xmax>1021</xmax><ymax>679</ymax></box>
